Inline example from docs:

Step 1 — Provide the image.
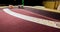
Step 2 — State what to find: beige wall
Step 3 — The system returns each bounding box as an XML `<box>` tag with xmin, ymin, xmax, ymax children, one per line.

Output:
<box><xmin>43</xmin><ymin>1</ymin><xmax>60</xmax><ymax>9</ymax></box>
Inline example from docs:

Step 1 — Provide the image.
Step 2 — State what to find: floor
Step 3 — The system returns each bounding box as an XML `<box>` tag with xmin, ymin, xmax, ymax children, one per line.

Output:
<box><xmin>0</xmin><ymin>6</ymin><xmax>60</xmax><ymax>32</ymax></box>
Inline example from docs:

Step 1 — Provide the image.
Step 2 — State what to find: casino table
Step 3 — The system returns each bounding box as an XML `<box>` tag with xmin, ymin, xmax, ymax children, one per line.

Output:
<box><xmin>0</xmin><ymin>6</ymin><xmax>60</xmax><ymax>32</ymax></box>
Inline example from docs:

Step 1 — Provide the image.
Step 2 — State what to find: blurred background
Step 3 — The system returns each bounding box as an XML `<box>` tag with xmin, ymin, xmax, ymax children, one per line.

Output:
<box><xmin>0</xmin><ymin>0</ymin><xmax>60</xmax><ymax>10</ymax></box>
<box><xmin>0</xmin><ymin>0</ymin><xmax>43</xmax><ymax>6</ymax></box>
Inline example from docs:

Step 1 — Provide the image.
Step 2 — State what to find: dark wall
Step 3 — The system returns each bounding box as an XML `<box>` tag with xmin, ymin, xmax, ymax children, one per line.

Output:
<box><xmin>24</xmin><ymin>0</ymin><xmax>43</xmax><ymax>6</ymax></box>
<box><xmin>0</xmin><ymin>0</ymin><xmax>21</xmax><ymax>5</ymax></box>
<box><xmin>0</xmin><ymin>0</ymin><xmax>43</xmax><ymax>6</ymax></box>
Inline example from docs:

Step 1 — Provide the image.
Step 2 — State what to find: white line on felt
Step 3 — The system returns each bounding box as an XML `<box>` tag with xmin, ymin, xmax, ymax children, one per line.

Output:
<box><xmin>3</xmin><ymin>8</ymin><xmax>60</xmax><ymax>29</ymax></box>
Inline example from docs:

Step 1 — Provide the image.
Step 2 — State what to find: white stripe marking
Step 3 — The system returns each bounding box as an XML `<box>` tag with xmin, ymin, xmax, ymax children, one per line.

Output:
<box><xmin>3</xmin><ymin>9</ymin><xmax>60</xmax><ymax>29</ymax></box>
